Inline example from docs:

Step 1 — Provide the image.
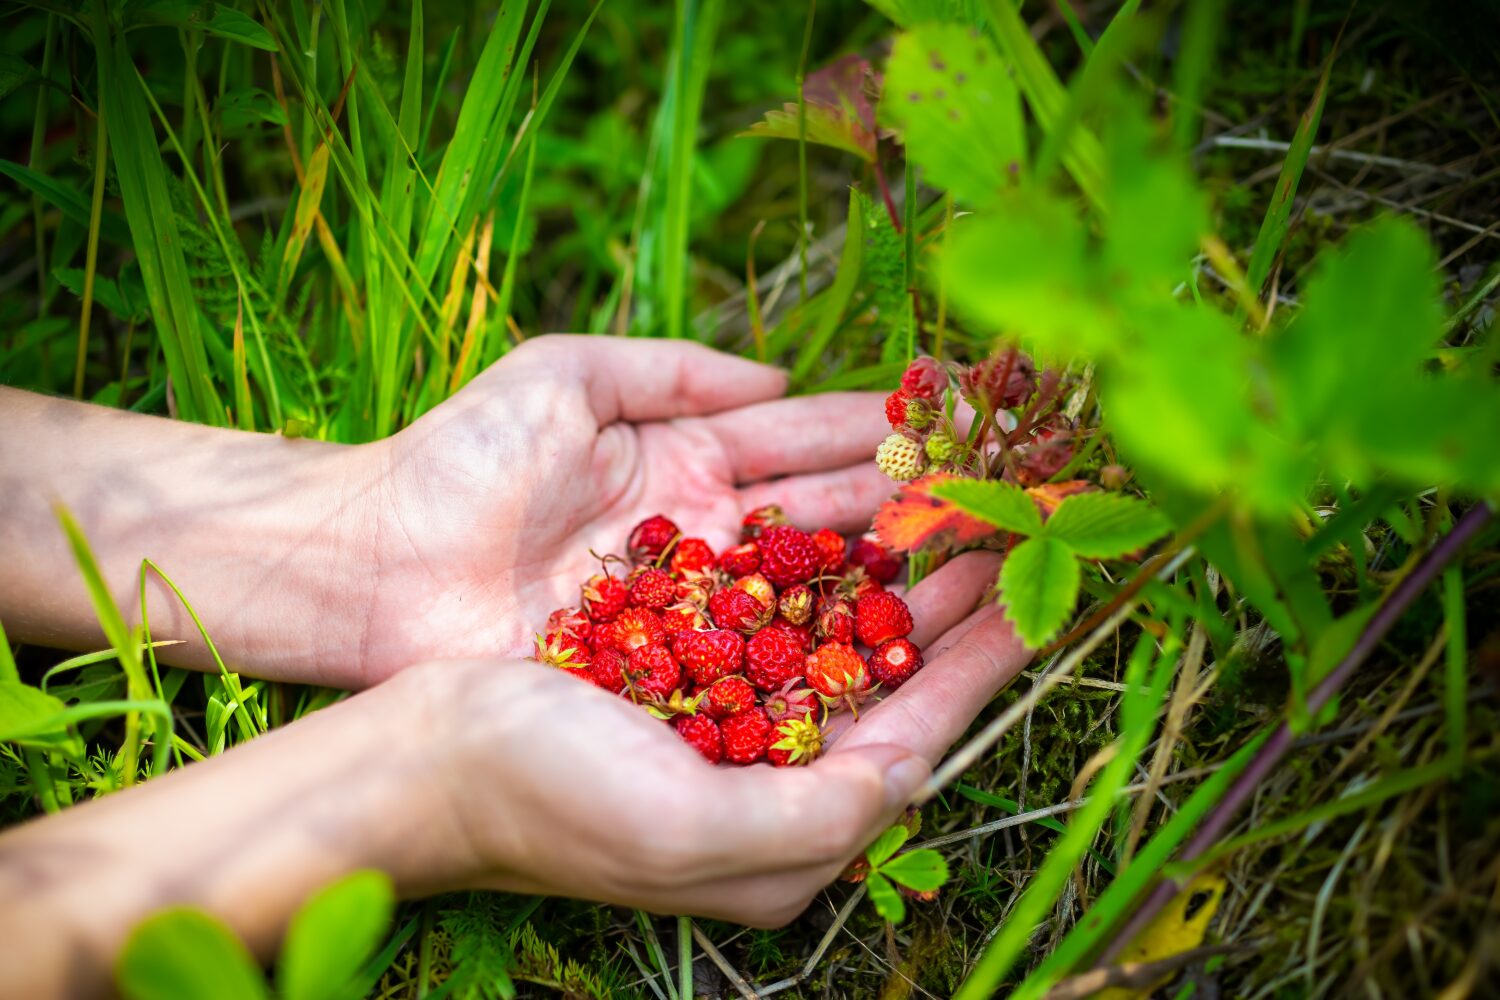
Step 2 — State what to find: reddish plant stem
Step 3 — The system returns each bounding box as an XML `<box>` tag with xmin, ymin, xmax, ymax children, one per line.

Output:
<box><xmin>1097</xmin><ymin>501</ymin><xmax>1494</xmax><ymax>965</ymax></box>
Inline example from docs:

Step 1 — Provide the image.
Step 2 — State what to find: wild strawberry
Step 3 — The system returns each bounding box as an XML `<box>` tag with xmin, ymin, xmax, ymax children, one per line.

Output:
<box><xmin>669</xmin><ymin>537</ymin><xmax>716</xmax><ymax>577</ymax></box>
<box><xmin>1015</xmin><ymin>426</ymin><xmax>1075</xmax><ymax>487</ymax></box>
<box><xmin>625</xmin><ymin>644</ymin><xmax>681</xmax><ymax>699</ymax></box>
<box><xmin>741</xmin><ymin>504</ymin><xmax>787</xmax><ymax>541</ymax></box>
<box><xmin>590</xmin><ymin>647</ymin><xmax>629</xmax><ymax>694</ymax></box>
<box><xmin>661</xmin><ymin>601</ymin><xmax>709</xmax><ymax>636</ymax></box>
<box><xmin>675</xmin><ymin>714</ymin><xmax>724</xmax><ymax>764</ymax></box>
<box><xmin>721</xmin><ymin>708</ymin><xmax>773</xmax><ymax>764</ymax></box>
<box><xmin>838</xmin><ymin>568</ymin><xmax>886</xmax><ymax>601</ymax></box>
<box><xmin>885</xmin><ymin>387</ymin><xmax>915</xmax><ymax>428</ymax></box>
<box><xmin>868</xmin><ymin>638</ymin><xmax>923</xmax><ymax>689</ymax></box>
<box><xmin>673</xmin><ymin>629</ymin><xmax>746</xmax><ymax>685</ymax></box>
<box><xmin>628</xmin><ymin>567</ymin><xmax>675</xmax><ymax>609</ymax></box>
<box><xmin>534</xmin><ymin>632</ymin><xmax>589</xmax><ymax>672</ymax></box>
<box><xmin>778</xmin><ymin>584</ymin><xmax>815</xmax><ymax>625</ymax></box>
<box><xmin>581</xmin><ymin>574</ymin><xmax>629</xmax><ymax>624</ymax></box>
<box><xmin>849</xmin><ymin>537</ymin><xmax>902</xmax><ymax>585</ymax></box>
<box><xmin>708</xmin><ymin>588</ymin><xmax>772</xmax><ymax>634</ymax></box>
<box><xmin>816</xmin><ymin>600</ymin><xmax>856</xmax><ymax>644</ymax></box>
<box><xmin>960</xmin><ymin>348</ymin><xmax>1035</xmax><ymax>411</ymax></box>
<box><xmin>718</xmin><ymin>542</ymin><xmax>761</xmax><ymax>578</ymax></box>
<box><xmin>733</xmin><ymin>572</ymin><xmax>776</xmax><ymax>609</ymax></box>
<box><xmin>904</xmin><ymin>397</ymin><xmax>934</xmax><ymax>430</ymax></box>
<box><xmin>674</xmin><ymin>569</ymin><xmax>718</xmax><ymax>606</ymax></box>
<box><xmin>762</xmin><ymin>679</ymin><xmax>820</xmax><ymax>723</ymax></box>
<box><xmin>758</xmin><ymin>526</ymin><xmax>820</xmax><ymax>588</ymax></box>
<box><xmin>805</xmin><ymin>642</ymin><xmax>871</xmax><ymax>701</ymax></box>
<box><xmin>855</xmin><ymin>592</ymin><xmax>914</xmax><ymax>647</ymax></box>
<box><xmin>810</xmin><ymin>528</ymin><xmax>845</xmax><ymax>574</ymax></box>
<box><xmin>901</xmin><ymin>356</ymin><xmax>947</xmax><ymax>400</ymax></box>
<box><xmin>768</xmin><ymin>717</ymin><xmax>824</xmax><ymax>767</ymax></box>
<box><xmin>545</xmin><ymin>607</ymin><xmax>593</xmax><ymax>644</ymax></box>
<box><xmin>745</xmin><ymin>627</ymin><xmax>805</xmax><ymax>692</ymax></box>
<box><xmin>604</xmin><ymin>607</ymin><xmax>667</xmax><ymax>653</ymax></box>
<box><xmin>763</xmin><ymin>618</ymin><xmax>813</xmax><ymax>651</ymax></box>
<box><xmin>628</xmin><ymin>514</ymin><xmax>680</xmax><ymax>565</ymax></box>
<box><xmin>925</xmin><ymin>429</ymin><xmax>958</xmax><ymax>464</ymax></box>
<box><xmin>645</xmin><ymin>686</ymin><xmax>705</xmax><ymax>720</ymax></box>
<box><xmin>700</xmin><ymin>676</ymin><xmax>756</xmax><ymax>719</ymax></box>
<box><xmin>876</xmin><ymin>433</ymin><xmax>926</xmax><ymax>482</ymax></box>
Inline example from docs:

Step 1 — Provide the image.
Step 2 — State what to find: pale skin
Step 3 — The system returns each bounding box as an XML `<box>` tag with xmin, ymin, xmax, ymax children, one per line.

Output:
<box><xmin>0</xmin><ymin>336</ymin><xmax>1030</xmax><ymax>997</ymax></box>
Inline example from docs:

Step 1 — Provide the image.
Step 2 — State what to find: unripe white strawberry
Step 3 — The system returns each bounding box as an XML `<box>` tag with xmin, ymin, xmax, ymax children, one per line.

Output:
<box><xmin>876</xmin><ymin>433</ymin><xmax>926</xmax><ymax>482</ymax></box>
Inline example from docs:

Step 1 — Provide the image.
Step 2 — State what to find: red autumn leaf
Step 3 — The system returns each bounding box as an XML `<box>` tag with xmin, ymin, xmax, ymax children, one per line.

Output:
<box><xmin>874</xmin><ymin>473</ymin><xmax>1000</xmax><ymax>553</ymax></box>
<box><xmin>1026</xmin><ymin>479</ymin><xmax>1095</xmax><ymax>520</ymax></box>
<box><xmin>738</xmin><ymin>54</ymin><xmax>879</xmax><ymax>163</ymax></box>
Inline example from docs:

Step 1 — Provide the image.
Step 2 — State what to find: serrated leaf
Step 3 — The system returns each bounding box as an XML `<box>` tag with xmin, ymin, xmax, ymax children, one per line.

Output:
<box><xmin>117</xmin><ymin>908</ymin><xmax>267</xmax><ymax>1000</ymax></box>
<box><xmin>1042</xmin><ymin>492</ymin><xmax>1169</xmax><ymax>559</ymax></box>
<box><xmin>866</xmin><ymin>871</ymin><xmax>907</xmax><ymax>924</ymax></box>
<box><xmin>279</xmin><ymin>871</ymin><xmax>395</xmax><ymax>1000</ymax></box>
<box><xmin>879</xmin><ymin>24</ymin><xmax>1025</xmax><ymax>208</ymax></box>
<box><xmin>866</xmin><ymin>824</ymin><xmax>911</xmax><ymax>867</ymax></box>
<box><xmin>931</xmin><ymin>478</ymin><xmax>1043</xmax><ymax>536</ymax></box>
<box><xmin>999</xmin><ymin>536</ymin><xmax>1081</xmax><ymax>648</ymax></box>
<box><xmin>880</xmin><ymin>849</ymin><xmax>950</xmax><ymax>892</ymax></box>
<box><xmin>874</xmin><ymin>473</ymin><xmax>1001</xmax><ymax>552</ymax></box>
<box><xmin>740</xmin><ymin>102</ymin><xmax>877</xmax><ymax>163</ymax></box>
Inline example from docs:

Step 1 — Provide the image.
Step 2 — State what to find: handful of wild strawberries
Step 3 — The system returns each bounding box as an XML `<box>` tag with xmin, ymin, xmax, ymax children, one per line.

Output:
<box><xmin>533</xmin><ymin>507</ymin><xmax>922</xmax><ymax>767</ymax></box>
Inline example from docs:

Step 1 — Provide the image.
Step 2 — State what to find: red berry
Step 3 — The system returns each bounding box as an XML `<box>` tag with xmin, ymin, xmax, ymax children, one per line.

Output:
<box><xmin>855</xmin><ymin>592</ymin><xmax>914</xmax><ymax>647</ymax></box>
<box><xmin>628</xmin><ymin>515</ymin><xmax>680</xmax><ymax>565</ymax></box>
<box><xmin>661</xmin><ymin>601</ymin><xmax>709</xmax><ymax>636</ymax></box>
<box><xmin>810</xmin><ymin>529</ymin><xmax>846</xmax><ymax>573</ymax></box>
<box><xmin>669</xmin><ymin>537</ymin><xmax>716</xmax><ymax>577</ymax></box>
<box><xmin>767</xmin><ymin>717</ymin><xmax>824</xmax><ymax>767</ymax></box>
<box><xmin>763</xmin><ymin>618</ymin><xmax>813</xmax><ymax>651</ymax></box>
<box><xmin>777</xmin><ymin>584</ymin><xmax>815</xmax><ymax>625</ymax></box>
<box><xmin>590</xmin><ymin>647</ymin><xmax>629</xmax><ymax>693</ymax></box>
<box><xmin>745</xmin><ymin>627</ymin><xmax>805</xmax><ymax>692</ymax></box>
<box><xmin>673</xmin><ymin>629</ymin><xmax>746</xmax><ymax>686</ymax></box>
<box><xmin>718</xmin><ymin>542</ymin><xmax>761</xmax><ymax>578</ymax></box>
<box><xmin>700</xmin><ymin>676</ymin><xmax>756</xmax><ymax>719</ymax></box>
<box><xmin>762</xmin><ymin>679</ymin><xmax>819</xmax><ymax>723</ymax></box>
<box><xmin>628</xmin><ymin>568</ymin><xmax>676</xmax><ymax>609</ymax></box>
<box><xmin>741</xmin><ymin>505</ymin><xmax>787</xmax><ymax>541</ymax></box>
<box><xmin>581</xmin><ymin>574</ymin><xmax>629</xmax><ymax>624</ymax></box>
<box><xmin>675</xmin><ymin>714</ymin><xmax>724</xmax><ymax>764</ymax></box>
<box><xmin>868</xmin><ymin>638</ymin><xmax>923</xmax><ymax>689</ymax></box>
<box><xmin>960</xmin><ymin>349</ymin><xmax>1036</xmax><ymax>411</ymax></box>
<box><xmin>901</xmin><ymin>356</ymin><xmax>947</xmax><ymax>400</ymax></box>
<box><xmin>816</xmin><ymin>600</ymin><xmax>855</xmax><ymax>644</ymax></box>
<box><xmin>885</xmin><ymin>387</ymin><xmax>915</xmax><ymax>428</ymax></box>
<box><xmin>626</xmin><ymin>643</ymin><xmax>681</xmax><ymax>698</ymax></box>
<box><xmin>721</xmin><ymin>708</ymin><xmax>773</xmax><ymax>764</ymax></box>
<box><xmin>1015</xmin><ymin>425</ymin><xmax>1075</xmax><ymax>487</ymax></box>
<box><xmin>604</xmin><ymin>607</ymin><xmax>667</xmax><ymax>653</ymax></box>
<box><xmin>708</xmin><ymin>588</ymin><xmax>772</xmax><ymax>634</ymax></box>
<box><xmin>805</xmin><ymin>643</ymin><xmax>870</xmax><ymax>700</ymax></box>
<box><xmin>733</xmin><ymin>572</ymin><xmax>776</xmax><ymax>610</ymax></box>
<box><xmin>534</xmin><ymin>632</ymin><xmax>590</xmax><ymax>672</ymax></box>
<box><xmin>849</xmin><ymin>536</ymin><xmax>902</xmax><ymax>585</ymax></box>
<box><xmin>758</xmin><ymin>525</ymin><xmax>820</xmax><ymax>588</ymax></box>
<box><xmin>545</xmin><ymin>607</ymin><xmax>592</xmax><ymax>644</ymax></box>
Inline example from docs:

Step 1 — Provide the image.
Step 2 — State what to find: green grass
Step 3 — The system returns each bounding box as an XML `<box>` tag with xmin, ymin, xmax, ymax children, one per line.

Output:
<box><xmin>3</xmin><ymin>1</ymin><xmax>1500</xmax><ymax>997</ymax></box>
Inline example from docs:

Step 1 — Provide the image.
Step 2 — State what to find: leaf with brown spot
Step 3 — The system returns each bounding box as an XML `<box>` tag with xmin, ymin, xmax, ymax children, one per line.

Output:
<box><xmin>874</xmin><ymin>473</ymin><xmax>999</xmax><ymax>552</ymax></box>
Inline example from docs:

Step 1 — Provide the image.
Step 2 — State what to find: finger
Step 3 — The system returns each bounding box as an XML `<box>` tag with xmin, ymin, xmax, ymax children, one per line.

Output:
<box><xmin>691</xmin><ymin>392</ymin><xmax>889</xmax><ymax>482</ymax></box>
<box><xmin>833</xmin><ymin>613</ymin><xmax>1030</xmax><ymax>763</ymax></box>
<box><xmin>901</xmin><ymin>551</ymin><xmax>1002</xmax><ymax>647</ymax></box>
<box><xmin>737</xmin><ymin>462</ymin><xmax>894</xmax><ymax>533</ymax></box>
<box><xmin>501</xmin><ymin>334</ymin><xmax>788</xmax><ymax>424</ymax></box>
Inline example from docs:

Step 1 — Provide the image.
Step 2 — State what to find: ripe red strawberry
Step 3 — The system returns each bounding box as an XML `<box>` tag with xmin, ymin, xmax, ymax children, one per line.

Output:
<box><xmin>718</xmin><ymin>542</ymin><xmax>761</xmax><ymax>578</ymax></box>
<box><xmin>581</xmin><ymin>574</ymin><xmax>629</xmax><ymax>624</ymax></box>
<box><xmin>868</xmin><ymin>638</ymin><xmax>923</xmax><ymax>689</ymax></box>
<box><xmin>733</xmin><ymin>572</ymin><xmax>776</xmax><ymax>609</ymax></box>
<box><xmin>901</xmin><ymin>356</ymin><xmax>947</xmax><ymax>400</ymax></box>
<box><xmin>741</xmin><ymin>504</ymin><xmax>787</xmax><ymax>541</ymax></box>
<box><xmin>673</xmin><ymin>629</ymin><xmax>746</xmax><ymax>685</ymax></box>
<box><xmin>534</xmin><ymin>632</ymin><xmax>590</xmax><ymax>672</ymax></box>
<box><xmin>745</xmin><ymin>627</ymin><xmax>805</xmax><ymax>692</ymax></box>
<box><xmin>778</xmin><ymin>584</ymin><xmax>815</xmax><ymax>625</ymax></box>
<box><xmin>885</xmin><ymin>387</ymin><xmax>915</xmax><ymax>428</ymax></box>
<box><xmin>669</xmin><ymin>537</ymin><xmax>716</xmax><ymax>577</ymax></box>
<box><xmin>628</xmin><ymin>568</ymin><xmax>675</xmax><ymax>609</ymax></box>
<box><xmin>810</xmin><ymin>529</ymin><xmax>846</xmax><ymax>573</ymax></box>
<box><xmin>545</xmin><ymin>607</ymin><xmax>593</xmax><ymax>644</ymax></box>
<box><xmin>767</xmin><ymin>717</ymin><xmax>824</xmax><ymax>767</ymax></box>
<box><xmin>675</xmin><ymin>714</ymin><xmax>724</xmax><ymax>764</ymax></box>
<box><xmin>721</xmin><ymin>708</ymin><xmax>773</xmax><ymax>764</ymax></box>
<box><xmin>604</xmin><ymin>607</ymin><xmax>667</xmax><ymax>653</ymax></box>
<box><xmin>674</xmin><ymin>569</ymin><xmax>718</xmax><ymax>606</ymax></box>
<box><xmin>590</xmin><ymin>647</ymin><xmax>629</xmax><ymax>694</ymax></box>
<box><xmin>1015</xmin><ymin>426</ymin><xmax>1075</xmax><ymax>487</ymax></box>
<box><xmin>700</xmin><ymin>676</ymin><xmax>756</xmax><ymax>719</ymax></box>
<box><xmin>661</xmin><ymin>601</ymin><xmax>709</xmax><ymax>636</ymax></box>
<box><xmin>763</xmin><ymin>618</ymin><xmax>813</xmax><ymax>651</ymax></box>
<box><xmin>849</xmin><ymin>536</ymin><xmax>902</xmax><ymax>585</ymax></box>
<box><xmin>708</xmin><ymin>588</ymin><xmax>772</xmax><ymax>634</ymax></box>
<box><xmin>855</xmin><ymin>592</ymin><xmax>914</xmax><ymax>647</ymax></box>
<box><xmin>758</xmin><ymin>525</ymin><xmax>820</xmax><ymax>588</ymax></box>
<box><xmin>805</xmin><ymin>642</ymin><xmax>870</xmax><ymax>700</ymax></box>
<box><xmin>625</xmin><ymin>643</ymin><xmax>681</xmax><ymax>698</ymax></box>
<box><xmin>816</xmin><ymin>600</ymin><xmax>855</xmax><ymax>644</ymax></box>
<box><xmin>628</xmin><ymin>514</ymin><xmax>680</xmax><ymax>565</ymax></box>
<box><xmin>762</xmin><ymin>679</ymin><xmax>819</xmax><ymax>723</ymax></box>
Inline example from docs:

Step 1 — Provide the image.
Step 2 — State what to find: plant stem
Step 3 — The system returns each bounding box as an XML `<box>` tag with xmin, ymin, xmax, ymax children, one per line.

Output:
<box><xmin>795</xmin><ymin>0</ymin><xmax>816</xmax><ymax>304</ymax></box>
<box><xmin>678</xmin><ymin>915</ymin><xmax>693</xmax><ymax>1000</ymax></box>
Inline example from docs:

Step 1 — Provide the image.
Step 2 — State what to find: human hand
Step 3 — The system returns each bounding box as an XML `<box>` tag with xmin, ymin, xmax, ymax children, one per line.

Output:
<box><xmin>354</xmin><ymin>335</ymin><xmax>894</xmax><ymax>684</ymax></box>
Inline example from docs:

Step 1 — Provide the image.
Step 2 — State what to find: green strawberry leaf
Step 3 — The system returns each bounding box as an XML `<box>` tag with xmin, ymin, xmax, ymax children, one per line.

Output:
<box><xmin>999</xmin><ymin>536</ymin><xmax>1082</xmax><ymax>648</ymax></box>
<box><xmin>866</xmin><ymin>824</ymin><xmax>911</xmax><ymax>867</ymax></box>
<box><xmin>865</xmin><ymin>871</ymin><xmax>907</xmax><ymax>924</ymax></box>
<box><xmin>1042</xmin><ymin>491</ymin><xmax>1170</xmax><ymax>559</ymax></box>
<box><xmin>880</xmin><ymin>849</ymin><xmax>949</xmax><ymax>893</ymax></box>
<box><xmin>117</xmin><ymin>908</ymin><xmax>268</xmax><ymax>1000</ymax></box>
<box><xmin>930</xmin><ymin>478</ymin><xmax>1043</xmax><ymax>536</ymax></box>
<box><xmin>279</xmin><ymin>871</ymin><xmax>395</xmax><ymax>1000</ymax></box>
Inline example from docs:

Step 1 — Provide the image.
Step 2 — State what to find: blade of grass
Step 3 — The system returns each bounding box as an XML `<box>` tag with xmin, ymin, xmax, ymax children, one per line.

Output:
<box><xmin>795</xmin><ymin>0</ymin><xmax>816</xmax><ymax>304</ymax></box>
<box><xmin>73</xmin><ymin>79</ymin><xmax>108</xmax><ymax>399</ymax></box>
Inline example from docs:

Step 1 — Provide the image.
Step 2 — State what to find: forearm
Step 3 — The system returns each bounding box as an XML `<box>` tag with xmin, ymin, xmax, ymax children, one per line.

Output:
<box><xmin>0</xmin><ymin>387</ymin><xmax>383</xmax><ymax>686</ymax></box>
<box><xmin>0</xmin><ymin>665</ymin><xmax>470</xmax><ymax>999</ymax></box>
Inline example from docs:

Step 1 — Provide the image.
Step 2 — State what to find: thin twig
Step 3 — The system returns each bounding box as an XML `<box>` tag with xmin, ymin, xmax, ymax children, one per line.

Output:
<box><xmin>690</xmin><ymin>923</ymin><xmax>758</xmax><ymax>1000</ymax></box>
<box><xmin>755</xmin><ymin>887</ymin><xmax>866</xmax><ymax>997</ymax></box>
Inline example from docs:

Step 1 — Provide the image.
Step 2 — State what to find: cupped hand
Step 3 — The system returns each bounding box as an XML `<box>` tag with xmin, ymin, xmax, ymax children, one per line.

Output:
<box><xmin>424</xmin><ymin>551</ymin><xmax>1028</xmax><ymax>926</ymax></box>
<box><xmin>356</xmin><ymin>336</ymin><xmax>894</xmax><ymax>683</ymax></box>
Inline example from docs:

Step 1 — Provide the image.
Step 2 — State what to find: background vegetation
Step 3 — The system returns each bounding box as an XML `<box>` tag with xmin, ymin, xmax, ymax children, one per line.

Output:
<box><xmin>2</xmin><ymin>0</ymin><xmax>1498</xmax><ymax>997</ymax></box>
